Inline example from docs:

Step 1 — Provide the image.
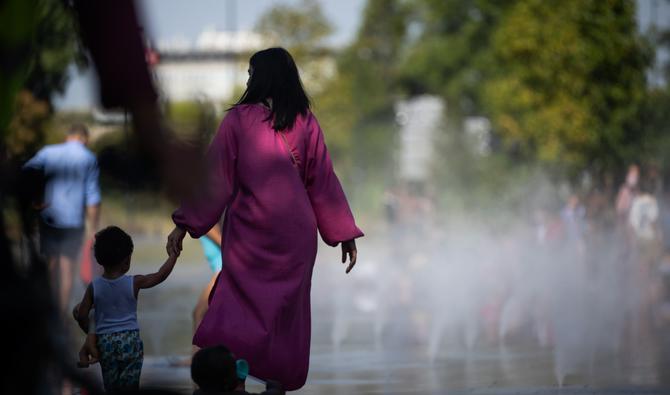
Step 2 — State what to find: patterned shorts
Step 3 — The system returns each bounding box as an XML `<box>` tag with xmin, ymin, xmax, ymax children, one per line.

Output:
<box><xmin>97</xmin><ymin>330</ymin><xmax>144</xmax><ymax>392</ymax></box>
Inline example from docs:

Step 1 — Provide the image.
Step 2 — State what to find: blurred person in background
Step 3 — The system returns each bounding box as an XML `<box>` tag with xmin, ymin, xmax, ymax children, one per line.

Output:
<box><xmin>561</xmin><ymin>194</ymin><xmax>587</xmax><ymax>256</ymax></box>
<box><xmin>656</xmin><ymin>185</ymin><xmax>670</xmax><ymax>325</ymax></box>
<box><xmin>192</xmin><ymin>222</ymin><xmax>224</xmax><ymax>353</ymax></box>
<box><xmin>23</xmin><ymin>123</ymin><xmax>101</xmax><ymax>314</ymax></box>
<box><xmin>615</xmin><ymin>164</ymin><xmax>641</xmax><ymax>299</ymax></box>
<box><xmin>167</xmin><ymin>47</ymin><xmax>363</xmax><ymax>391</ymax></box>
<box><xmin>191</xmin><ymin>345</ymin><xmax>284</xmax><ymax>395</ymax></box>
<box><xmin>629</xmin><ymin>180</ymin><xmax>661</xmax><ymax>247</ymax></box>
<box><xmin>616</xmin><ymin>164</ymin><xmax>640</xmax><ymax>223</ymax></box>
<box><xmin>629</xmin><ymin>178</ymin><xmax>662</xmax><ymax>326</ymax></box>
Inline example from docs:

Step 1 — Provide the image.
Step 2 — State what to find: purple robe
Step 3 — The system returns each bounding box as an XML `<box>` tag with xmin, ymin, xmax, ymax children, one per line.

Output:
<box><xmin>173</xmin><ymin>104</ymin><xmax>363</xmax><ymax>390</ymax></box>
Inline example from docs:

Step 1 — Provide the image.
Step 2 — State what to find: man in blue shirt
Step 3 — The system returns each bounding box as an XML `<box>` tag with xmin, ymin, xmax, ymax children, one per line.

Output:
<box><xmin>24</xmin><ymin>124</ymin><xmax>101</xmax><ymax>313</ymax></box>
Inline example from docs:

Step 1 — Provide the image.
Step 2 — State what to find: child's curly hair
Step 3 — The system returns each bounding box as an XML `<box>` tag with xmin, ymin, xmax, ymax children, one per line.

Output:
<box><xmin>94</xmin><ymin>226</ymin><xmax>134</xmax><ymax>267</ymax></box>
<box><xmin>191</xmin><ymin>345</ymin><xmax>239</xmax><ymax>392</ymax></box>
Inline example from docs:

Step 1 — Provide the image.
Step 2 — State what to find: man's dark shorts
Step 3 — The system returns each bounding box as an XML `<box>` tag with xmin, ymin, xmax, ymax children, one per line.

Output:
<box><xmin>39</xmin><ymin>222</ymin><xmax>84</xmax><ymax>260</ymax></box>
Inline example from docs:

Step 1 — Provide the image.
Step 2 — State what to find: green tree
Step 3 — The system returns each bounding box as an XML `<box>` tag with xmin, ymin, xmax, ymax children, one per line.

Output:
<box><xmin>484</xmin><ymin>0</ymin><xmax>651</xmax><ymax>178</ymax></box>
<box><xmin>255</xmin><ymin>0</ymin><xmax>332</xmax><ymax>56</ymax></box>
<box><xmin>635</xmin><ymin>11</ymin><xmax>670</xmax><ymax>175</ymax></box>
<box><xmin>1</xmin><ymin>0</ymin><xmax>40</xmax><ymax>135</ymax></box>
<box><xmin>255</xmin><ymin>0</ymin><xmax>333</xmax><ymax>92</ymax></box>
<box><xmin>398</xmin><ymin>0</ymin><xmax>517</xmax><ymax>118</ymax></box>
<box><xmin>315</xmin><ymin>0</ymin><xmax>409</xmax><ymax>200</ymax></box>
<box><xmin>2</xmin><ymin>0</ymin><xmax>86</xmax><ymax>158</ymax></box>
<box><xmin>6</xmin><ymin>90</ymin><xmax>50</xmax><ymax>162</ymax></box>
<box><xmin>338</xmin><ymin>0</ymin><xmax>409</xmax><ymax>115</ymax></box>
<box><xmin>24</xmin><ymin>0</ymin><xmax>86</xmax><ymax>105</ymax></box>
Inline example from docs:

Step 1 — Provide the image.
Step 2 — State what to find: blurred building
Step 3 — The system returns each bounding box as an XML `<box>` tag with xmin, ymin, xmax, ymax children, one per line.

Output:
<box><xmin>394</xmin><ymin>96</ymin><xmax>492</xmax><ymax>185</ymax></box>
<box><xmin>153</xmin><ymin>29</ymin><xmax>264</xmax><ymax>102</ymax></box>
<box><xmin>395</xmin><ymin>95</ymin><xmax>445</xmax><ymax>182</ymax></box>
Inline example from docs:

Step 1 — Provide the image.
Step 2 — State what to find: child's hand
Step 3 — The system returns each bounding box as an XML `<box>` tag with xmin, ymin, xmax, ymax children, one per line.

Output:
<box><xmin>77</xmin><ymin>334</ymin><xmax>99</xmax><ymax>368</ymax></box>
<box><xmin>166</xmin><ymin>226</ymin><xmax>187</xmax><ymax>257</ymax></box>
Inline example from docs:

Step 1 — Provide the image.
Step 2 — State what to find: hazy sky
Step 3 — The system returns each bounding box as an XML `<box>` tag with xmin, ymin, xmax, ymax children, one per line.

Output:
<box><xmin>136</xmin><ymin>0</ymin><xmax>366</xmax><ymax>47</ymax></box>
<box><xmin>54</xmin><ymin>0</ymin><xmax>669</xmax><ymax>110</ymax></box>
<box><xmin>54</xmin><ymin>0</ymin><xmax>366</xmax><ymax>109</ymax></box>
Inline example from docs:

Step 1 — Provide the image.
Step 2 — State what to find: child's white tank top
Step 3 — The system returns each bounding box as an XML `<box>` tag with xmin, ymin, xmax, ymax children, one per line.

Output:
<box><xmin>92</xmin><ymin>275</ymin><xmax>139</xmax><ymax>334</ymax></box>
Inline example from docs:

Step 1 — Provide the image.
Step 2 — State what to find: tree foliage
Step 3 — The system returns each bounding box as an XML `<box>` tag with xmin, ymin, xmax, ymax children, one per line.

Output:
<box><xmin>314</xmin><ymin>0</ymin><xmax>409</xmax><ymax>198</ymax></box>
<box><xmin>396</xmin><ymin>0</ymin><xmax>653</xmax><ymax>181</ymax></box>
<box><xmin>1</xmin><ymin>0</ymin><xmax>40</xmax><ymax>136</ymax></box>
<box><xmin>255</xmin><ymin>0</ymin><xmax>333</xmax><ymax>93</ymax></box>
<box><xmin>24</xmin><ymin>0</ymin><xmax>87</xmax><ymax>105</ymax></box>
<box><xmin>255</xmin><ymin>0</ymin><xmax>332</xmax><ymax>56</ymax></box>
<box><xmin>399</xmin><ymin>0</ymin><xmax>516</xmax><ymax>117</ymax></box>
<box><xmin>484</xmin><ymin>0</ymin><xmax>651</xmax><ymax>177</ymax></box>
<box><xmin>256</xmin><ymin>0</ymin><xmax>659</xmax><ymax>200</ymax></box>
<box><xmin>2</xmin><ymin>0</ymin><xmax>85</xmax><ymax>158</ymax></box>
<box><xmin>6</xmin><ymin>90</ymin><xmax>50</xmax><ymax>162</ymax></box>
<box><xmin>635</xmin><ymin>16</ymin><xmax>670</xmax><ymax>175</ymax></box>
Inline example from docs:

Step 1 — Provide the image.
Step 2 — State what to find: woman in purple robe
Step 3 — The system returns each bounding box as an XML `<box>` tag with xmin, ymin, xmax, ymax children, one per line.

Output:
<box><xmin>166</xmin><ymin>47</ymin><xmax>363</xmax><ymax>391</ymax></box>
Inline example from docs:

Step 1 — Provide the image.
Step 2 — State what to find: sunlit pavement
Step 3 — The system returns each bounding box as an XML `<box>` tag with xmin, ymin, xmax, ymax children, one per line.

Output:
<box><xmin>72</xmin><ymin>238</ymin><xmax>670</xmax><ymax>394</ymax></box>
<box><xmin>133</xmin><ymin>343</ymin><xmax>670</xmax><ymax>395</ymax></box>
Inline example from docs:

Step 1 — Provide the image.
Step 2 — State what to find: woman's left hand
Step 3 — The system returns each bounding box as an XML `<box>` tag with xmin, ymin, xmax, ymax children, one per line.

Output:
<box><xmin>341</xmin><ymin>239</ymin><xmax>357</xmax><ymax>274</ymax></box>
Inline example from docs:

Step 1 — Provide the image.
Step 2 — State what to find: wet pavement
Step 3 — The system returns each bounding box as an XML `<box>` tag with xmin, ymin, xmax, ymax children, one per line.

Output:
<box><xmin>70</xmin><ymin>237</ymin><xmax>670</xmax><ymax>394</ymax></box>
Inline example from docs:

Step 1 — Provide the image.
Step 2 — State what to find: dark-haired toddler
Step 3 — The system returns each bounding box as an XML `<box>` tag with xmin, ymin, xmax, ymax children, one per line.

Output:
<box><xmin>191</xmin><ymin>346</ymin><xmax>284</xmax><ymax>395</ymax></box>
<box><xmin>73</xmin><ymin>226</ymin><xmax>179</xmax><ymax>392</ymax></box>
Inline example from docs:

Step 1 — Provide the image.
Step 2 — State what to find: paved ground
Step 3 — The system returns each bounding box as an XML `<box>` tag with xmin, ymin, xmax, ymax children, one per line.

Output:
<box><xmin>70</xmin><ymin>237</ymin><xmax>670</xmax><ymax>394</ymax></box>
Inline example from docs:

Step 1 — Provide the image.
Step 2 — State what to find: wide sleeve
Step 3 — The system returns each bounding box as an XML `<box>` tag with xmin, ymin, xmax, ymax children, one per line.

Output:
<box><xmin>305</xmin><ymin>113</ymin><xmax>364</xmax><ymax>247</ymax></box>
<box><xmin>172</xmin><ymin>110</ymin><xmax>239</xmax><ymax>238</ymax></box>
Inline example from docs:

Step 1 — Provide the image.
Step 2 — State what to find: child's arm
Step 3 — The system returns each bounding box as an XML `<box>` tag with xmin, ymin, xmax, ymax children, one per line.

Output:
<box><xmin>133</xmin><ymin>254</ymin><xmax>179</xmax><ymax>295</ymax></box>
<box><xmin>204</xmin><ymin>225</ymin><xmax>222</xmax><ymax>245</ymax></box>
<box><xmin>73</xmin><ymin>284</ymin><xmax>94</xmax><ymax>334</ymax></box>
<box><xmin>77</xmin><ymin>334</ymin><xmax>100</xmax><ymax>368</ymax></box>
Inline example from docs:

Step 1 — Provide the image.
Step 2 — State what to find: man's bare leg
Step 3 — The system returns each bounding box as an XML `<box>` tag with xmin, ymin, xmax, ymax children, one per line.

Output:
<box><xmin>48</xmin><ymin>256</ymin><xmax>61</xmax><ymax>306</ymax></box>
<box><xmin>58</xmin><ymin>255</ymin><xmax>74</xmax><ymax>314</ymax></box>
<box><xmin>48</xmin><ymin>255</ymin><xmax>74</xmax><ymax>395</ymax></box>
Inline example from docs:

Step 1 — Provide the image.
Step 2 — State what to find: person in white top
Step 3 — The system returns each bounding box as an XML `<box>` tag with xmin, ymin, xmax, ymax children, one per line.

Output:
<box><xmin>629</xmin><ymin>184</ymin><xmax>659</xmax><ymax>242</ymax></box>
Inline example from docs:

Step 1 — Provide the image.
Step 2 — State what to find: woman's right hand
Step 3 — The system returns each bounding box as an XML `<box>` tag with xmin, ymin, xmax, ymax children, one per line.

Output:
<box><xmin>341</xmin><ymin>239</ymin><xmax>358</xmax><ymax>274</ymax></box>
<box><xmin>167</xmin><ymin>226</ymin><xmax>187</xmax><ymax>257</ymax></box>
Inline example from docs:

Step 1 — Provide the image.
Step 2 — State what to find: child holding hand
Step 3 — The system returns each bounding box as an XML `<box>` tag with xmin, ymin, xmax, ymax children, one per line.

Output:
<box><xmin>73</xmin><ymin>226</ymin><xmax>179</xmax><ymax>392</ymax></box>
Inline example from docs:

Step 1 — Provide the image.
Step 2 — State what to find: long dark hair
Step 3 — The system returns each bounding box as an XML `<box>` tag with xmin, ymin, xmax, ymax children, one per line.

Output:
<box><xmin>236</xmin><ymin>47</ymin><xmax>310</xmax><ymax>131</ymax></box>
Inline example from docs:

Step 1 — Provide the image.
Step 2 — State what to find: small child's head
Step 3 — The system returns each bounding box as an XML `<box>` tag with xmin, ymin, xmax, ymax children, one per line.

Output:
<box><xmin>94</xmin><ymin>226</ymin><xmax>134</xmax><ymax>272</ymax></box>
<box><xmin>191</xmin><ymin>346</ymin><xmax>241</xmax><ymax>392</ymax></box>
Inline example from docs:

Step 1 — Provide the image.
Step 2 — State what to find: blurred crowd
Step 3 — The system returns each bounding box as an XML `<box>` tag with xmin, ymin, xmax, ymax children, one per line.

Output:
<box><xmin>332</xmin><ymin>164</ymin><xmax>670</xmax><ymax>384</ymax></box>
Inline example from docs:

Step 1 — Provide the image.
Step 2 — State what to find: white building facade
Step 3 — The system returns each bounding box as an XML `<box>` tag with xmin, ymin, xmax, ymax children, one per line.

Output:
<box><xmin>152</xmin><ymin>30</ymin><xmax>264</xmax><ymax>103</ymax></box>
